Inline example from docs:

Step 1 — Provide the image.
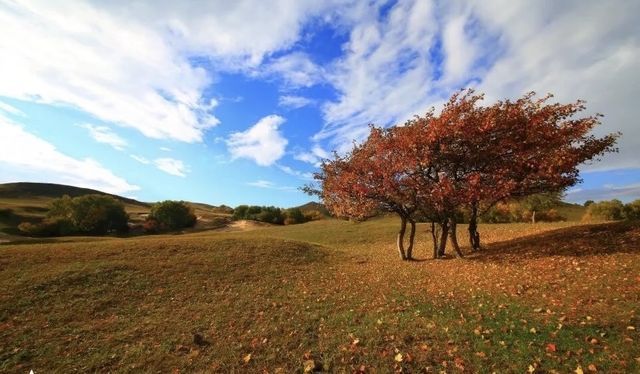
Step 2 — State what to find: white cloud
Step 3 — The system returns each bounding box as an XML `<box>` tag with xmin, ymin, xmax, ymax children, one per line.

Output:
<box><xmin>247</xmin><ymin>179</ymin><xmax>296</xmax><ymax>191</ymax></box>
<box><xmin>0</xmin><ymin>101</ymin><xmax>24</xmax><ymax>116</ymax></box>
<box><xmin>247</xmin><ymin>180</ymin><xmax>275</xmax><ymax>188</ymax></box>
<box><xmin>469</xmin><ymin>0</ymin><xmax>640</xmax><ymax>171</ymax></box>
<box><xmin>277</xmin><ymin>164</ymin><xmax>314</xmax><ymax>180</ymax></box>
<box><xmin>0</xmin><ymin>1</ymin><xmax>347</xmax><ymax>143</ymax></box>
<box><xmin>294</xmin><ymin>145</ymin><xmax>330</xmax><ymax>166</ymax></box>
<box><xmin>279</xmin><ymin>95</ymin><xmax>315</xmax><ymax>109</ymax></box>
<box><xmin>130</xmin><ymin>154</ymin><xmax>150</xmax><ymax>164</ymax></box>
<box><xmin>160</xmin><ymin>147</ymin><xmax>172</xmax><ymax>152</ymax></box>
<box><xmin>0</xmin><ymin>114</ymin><xmax>139</xmax><ymax>195</ymax></box>
<box><xmin>154</xmin><ymin>158</ymin><xmax>189</xmax><ymax>177</ymax></box>
<box><xmin>80</xmin><ymin>123</ymin><xmax>127</xmax><ymax>150</ymax></box>
<box><xmin>566</xmin><ymin>183</ymin><xmax>640</xmax><ymax>203</ymax></box>
<box><xmin>262</xmin><ymin>52</ymin><xmax>324</xmax><ymax>88</ymax></box>
<box><xmin>316</xmin><ymin>0</ymin><xmax>639</xmax><ymax>172</ymax></box>
<box><xmin>227</xmin><ymin>115</ymin><xmax>288</xmax><ymax>166</ymax></box>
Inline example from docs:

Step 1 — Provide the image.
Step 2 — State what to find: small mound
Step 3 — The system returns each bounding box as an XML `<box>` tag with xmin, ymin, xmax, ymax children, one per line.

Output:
<box><xmin>225</xmin><ymin>219</ymin><xmax>274</xmax><ymax>231</ymax></box>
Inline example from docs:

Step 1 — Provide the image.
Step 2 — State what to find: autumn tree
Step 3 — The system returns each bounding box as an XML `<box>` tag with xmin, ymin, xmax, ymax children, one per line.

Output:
<box><xmin>304</xmin><ymin>127</ymin><xmax>421</xmax><ymax>260</ymax></box>
<box><xmin>308</xmin><ymin>90</ymin><xmax>619</xmax><ymax>260</ymax></box>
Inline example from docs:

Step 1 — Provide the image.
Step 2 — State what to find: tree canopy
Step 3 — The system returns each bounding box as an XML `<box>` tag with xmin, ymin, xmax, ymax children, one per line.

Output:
<box><xmin>306</xmin><ymin>90</ymin><xmax>619</xmax><ymax>260</ymax></box>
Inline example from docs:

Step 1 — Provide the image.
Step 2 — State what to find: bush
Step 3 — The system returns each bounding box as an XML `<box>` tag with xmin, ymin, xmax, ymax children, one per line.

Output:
<box><xmin>148</xmin><ymin>201</ymin><xmax>197</xmax><ymax>231</ymax></box>
<box><xmin>623</xmin><ymin>199</ymin><xmax>640</xmax><ymax>220</ymax></box>
<box><xmin>25</xmin><ymin>194</ymin><xmax>129</xmax><ymax>236</ymax></box>
<box><xmin>584</xmin><ymin>200</ymin><xmax>595</xmax><ymax>207</ymax></box>
<box><xmin>284</xmin><ymin>208</ymin><xmax>308</xmax><ymax>225</ymax></box>
<box><xmin>232</xmin><ymin>205</ymin><xmax>311</xmax><ymax>225</ymax></box>
<box><xmin>18</xmin><ymin>218</ymin><xmax>75</xmax><ymax>237</ymax></box>
<box><xmin>142</xmin><ymin>218</ymin><xmax>161</xmax><ymax>233</ymax></box>
<box><xmin>582</xmin><ymin>199</ymin><xmax>625</xmax><ymax>221</ymax></box>
<box><xmin>69</xmin><ymin>195</ymin><xmax>129</xmax><ymax>234</ymax></box>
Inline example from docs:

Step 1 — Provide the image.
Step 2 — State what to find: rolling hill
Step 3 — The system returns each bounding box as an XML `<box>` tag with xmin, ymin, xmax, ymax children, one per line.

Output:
<box><xmin>0</xmin><ymin>182</ymin><xmax>232</xmax><ymax>237</ymax></box>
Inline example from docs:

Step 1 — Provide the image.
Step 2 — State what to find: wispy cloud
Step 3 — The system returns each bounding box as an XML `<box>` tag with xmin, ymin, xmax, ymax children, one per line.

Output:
<box><xmin>154</xmin><ymin>158</ymin><xmax>189</xmax><ymax>177</ymax></box>
<box><xmin>227</xmin><ymin>115</ymin><xmax>288</xmax><ymax>166</ymax></box>
<box><xmin>130</xmin><ymin>154</ymin><xmax>150</xmax><ymax>164</ymax></box>
<box><xmin>566</xmin><ymin>183</ymin><xmax>640</xmax><ymax>203</ymax></box>
<box><xmin>0</xmin><ymin>115</ymin><xmax>139</xmax><ymax>195</ymax></box>
<box><xmin>279</xmin><ymin>95</ymin><xmax>314</xmax><ymax>109</ymax></box>
<box><xmin>247</xmin><ymin>179</ymin><xmax>296</xmax><ymax>191</ymax></box>
<box><xmin>0</xmin><ymin>2</ymin><xmax>340</xmax><ymax>143</ymax></box>
<box><xmin>261</xmin><ymin>52</ymin><xmax>324</xmax><ymax>88</ymax></box>
<box><xmin>80</xmin><ymin>124</ymin><xmax>127</xmax><ymax>150</ymax></box>
<box><xmin>0</xmin><ymin>101</ymin><xmax>24</xmax><ymax>116</ymax></box>
<box><xmin>277</xmin><ymin>164</ymin><xmax>314</xmax><ymax>180</ymax></box>
<box><xmin>294</xmin><ymin>145</ymin><xmax>330</xmax><ymax>166</ymax></box>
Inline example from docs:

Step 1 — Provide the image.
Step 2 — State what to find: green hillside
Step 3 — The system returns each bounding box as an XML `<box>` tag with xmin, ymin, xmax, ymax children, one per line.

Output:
<box><xmin>0</xmin><ymin>182</ymin><xmax>232</xmax><ymax>238</ymax></box>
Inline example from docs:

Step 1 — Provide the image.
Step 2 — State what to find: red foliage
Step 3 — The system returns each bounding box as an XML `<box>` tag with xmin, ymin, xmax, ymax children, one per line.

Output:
<box><xmin>306</xmin><ymin>89</ymin><xmax>619</xmax><ymax>259</ymax></box>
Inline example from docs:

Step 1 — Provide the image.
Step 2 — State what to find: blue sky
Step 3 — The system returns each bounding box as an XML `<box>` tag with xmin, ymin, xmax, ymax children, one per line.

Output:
<box><xmin>1</xmin><ymin>0</ymin><xmax>639</xmax><ymax>207</ymax></box>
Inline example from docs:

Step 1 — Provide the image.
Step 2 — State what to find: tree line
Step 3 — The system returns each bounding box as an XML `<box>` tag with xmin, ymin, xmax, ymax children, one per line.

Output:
<box><xmin>232</xmin><ymin>205</ymin><xmax>312</xmax><ymax>225</ymax></box>
<box><xmin>305</xmin><ymin>90</ymin><xmax>619</xmax><ymax>260</ymax></box>
<box><xmin>19</xmin><ymin>195</ymin><xmax>197</xmax><ymax>236</ymax></box>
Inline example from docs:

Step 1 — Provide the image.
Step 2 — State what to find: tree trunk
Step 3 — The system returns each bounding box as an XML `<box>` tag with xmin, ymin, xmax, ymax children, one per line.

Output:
<box><xmin>396</xmin><ymin>216</ymin><xmax>407</xmax><ymax>260</ymax></box>
<box><xmin>431</xmin><ymin>221</ymin><xmax>439</xmax><ymax>259</ymax></box>
<box><xmin>468</xmin><ymin>204</ymin><xmax>481</xmax><ymax>251</ymax></box>
<box><xmin>437</xmin><ymin>220</ymin><xmax>449</xmax><ymax>258</ymax></box>
<box><xmin>449</xmin><ymin>218</ymin><xmax>464</xmax><ymax>258</ymax></box>
<box><xmin>406</xmin><ymin>219</ymin><xmax>416</xmax><ymax>260</ymax></box>
<box><xmin>531</xmin><ymin>210</ymin><xmax>536</xmax><ymax>224</ymax></box>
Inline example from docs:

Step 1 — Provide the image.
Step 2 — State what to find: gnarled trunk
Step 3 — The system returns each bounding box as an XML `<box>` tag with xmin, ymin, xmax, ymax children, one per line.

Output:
<box><xmin>396</xmin><ymin>216</ymin><xmax>407</xmax><ymax>260</ymax></box>
<box><xmin>449</xmin><ymin>218</ymin><xmax>464</xmax><ymax>258</ymax></box>
<box><xmin>468</xmin><ymin>203</ymin><xmax>481</xmax><ymax>251</ymax></box>
<box><xmin>406</xmin><ymin>219</ymin><xmax>416</xmax><ymax>260</ymax></box>
<box><xmin>437</xmin><ymin>219</ymin><xmax>449</xmax><ymax>258</ymax></box>
<box><xmin>431</xmin><ymin>221</ymin><xmax>439</xmax><ymax>259</ymax></box>
<box><xmin>531</xmin><ymin>210</ymin><xmax>536</xmax><ymax>224</ymax></box>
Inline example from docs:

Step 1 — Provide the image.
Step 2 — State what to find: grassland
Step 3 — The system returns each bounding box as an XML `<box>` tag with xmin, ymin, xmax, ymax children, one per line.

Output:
<box><xmin>1</xmin><ymin>216</ymin><xmax>638</xmax><ymax>373</ymax></box>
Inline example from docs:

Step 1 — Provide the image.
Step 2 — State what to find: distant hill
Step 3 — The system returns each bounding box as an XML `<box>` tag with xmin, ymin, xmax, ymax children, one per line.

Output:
<box><xmin>0</xmin><ymin>182</ymin><xmax>233</xmax><ymax>237</ymax></box>
<box><xmin>294</xmin><ymin>201</ymin><xmax>330</xmax><ymax>216</ymax></box>
<box><xmin>0</xmin><ymin>182</ymin><xmax>149</xmax><ymax>208</ymax></box>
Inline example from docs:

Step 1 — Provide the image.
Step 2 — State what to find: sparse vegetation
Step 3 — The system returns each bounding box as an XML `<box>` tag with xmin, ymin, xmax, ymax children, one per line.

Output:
<box><xmin>232</xmin><ymin>205</ymin><xmax>311</xmax><ymax>225</ymax></box>
<box><xmin>1</xmin><ymin>218</ymin><xmax>638</xmax><ymax>372</ymax></box>
<box><xmin>148</xmin><ymin>200</ymin><xmax>197</xmax><ymax>231</ymax></box>
<box><xmin>582</xmin><ymin>199</ymin><xmax>640</xmax><ymax>221</ymax></box>
<box><xmin>18</xmin><ymin>194</ymin><xmax>128</xmax><ymax>236</ymax></box>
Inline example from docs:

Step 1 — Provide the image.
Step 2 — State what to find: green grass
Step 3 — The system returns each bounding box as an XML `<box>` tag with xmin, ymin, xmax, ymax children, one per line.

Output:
<box><xmin>1</xmin><ymin>218</ymin><xmax>638</xmax><ymax>373</ymax></box>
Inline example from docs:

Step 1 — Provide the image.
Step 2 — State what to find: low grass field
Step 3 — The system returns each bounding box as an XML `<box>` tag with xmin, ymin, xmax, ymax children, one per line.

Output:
<box><xmin>1</xmin><ymin>217</ymin><xmax>639</xmax><ymax>373</ymax></box>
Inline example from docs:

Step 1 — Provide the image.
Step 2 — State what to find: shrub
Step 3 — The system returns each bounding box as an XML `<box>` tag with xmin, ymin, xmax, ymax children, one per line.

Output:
<box><xmin>69</xmin><ymin>195</ymin><xmax>129</xmax><ymax>234</ymax></box>
<box><xmin>142</xmin><ymin>218</ymin><xmax>161</xmax><ymax>233</ymax></box>
<box><xmin>18</xmin><ymin>218</ymin><xmax>75</xmax><ymax>237</ymax></box>
<box><xmin>33</xmin><ymin>194</ymin><xmax>129</xmax><ymax>236</ymax></box>
<box><xmin>148</xmin><ymin>200</ymin><xmax>197</xmax><ymax>230</ymax></box>
<box><xmin>584</xmin><ymin>200</ymin><xmax>595</xmax><ymax>207</ymax></box>
<box><xmin>582</xmin><ymin>199</ymin><xmax>625</xmax><ymax>221</ymax></box>
<box><xmin>623</xmin><ymin>199</ymin><xmax>640</xmax><ymax>220</ymax></box>
<box><xmin>284</xmin><ymin>208</ymin><xmax>307</xmax><ymax>225</ymax></box>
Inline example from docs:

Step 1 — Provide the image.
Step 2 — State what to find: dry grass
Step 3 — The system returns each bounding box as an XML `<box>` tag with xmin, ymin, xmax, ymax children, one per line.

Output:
<box><xmin>1</xmin><ymin>217</ymin><xmax>638</xmax><ymax>373</ymax></box>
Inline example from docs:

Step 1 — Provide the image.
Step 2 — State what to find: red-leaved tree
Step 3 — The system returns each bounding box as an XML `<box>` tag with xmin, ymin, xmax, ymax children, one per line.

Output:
<box><xmin>306</xmin><ymin>90</ymin><xmax>619</xmax><ymax>260</ymax></box>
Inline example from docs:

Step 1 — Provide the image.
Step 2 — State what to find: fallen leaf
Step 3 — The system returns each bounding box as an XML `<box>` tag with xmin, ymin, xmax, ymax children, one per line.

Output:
<box><xmin>546</xmin><ymin>343</ymin><xmax>557</xmax><ymax>353</ymax></box>
<box><xmin>303</xmin><ymin>360</ymin><xmax>315</xmax><ymax>373</ymax></box>
<box><xmin>575</xmin><ymin>366</ymin><xmax>584</xmax><ymax>374</ymax></box>
<box><xmin>243</xmin><ymin>353</ymin><xmax>251</xmax><ymax>364</ymax></box>
<box><xmin>587</xmin><ymin>364</ymin><xmax>597</xmax><ymax>372</ymax></box>
<box><xmin>394</xmin><ymin>353</ymin><xmax>403</xmax><ymax>362</ymax></box>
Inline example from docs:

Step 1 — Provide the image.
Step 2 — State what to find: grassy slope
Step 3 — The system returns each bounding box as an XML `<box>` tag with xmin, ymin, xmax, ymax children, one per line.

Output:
<box><xmin>0</xmin><ymin>183</ymin><xmax>231</xmax><ymax>237</ymax></box>
<box><xmin>1</xmin><ymin>217</ymin><xmax>638</xmax><ymax>373</ymax></box>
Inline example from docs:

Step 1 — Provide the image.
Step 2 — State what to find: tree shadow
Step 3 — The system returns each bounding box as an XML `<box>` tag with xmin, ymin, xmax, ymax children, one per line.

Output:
<box><xmin>466</xmin><ymin>221</ymin><xmax>640</xmax><ymax>263</ymax></box>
